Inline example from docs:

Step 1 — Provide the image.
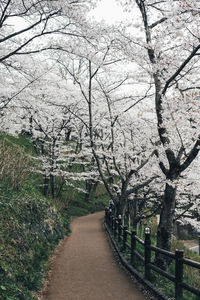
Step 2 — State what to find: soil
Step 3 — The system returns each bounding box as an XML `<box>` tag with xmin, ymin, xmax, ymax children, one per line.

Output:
<box><xmin>180</xmin><ymin>240</ymin><xmax>198</xmax><ymax>249</ymax></box>
<box><xmin>39</xmin><ymin>211</ymin><xmax>146</xmax><ymax>300</ymax></box>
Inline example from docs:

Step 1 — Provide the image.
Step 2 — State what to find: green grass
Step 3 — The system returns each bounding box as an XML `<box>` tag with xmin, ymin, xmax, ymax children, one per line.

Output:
<box><xmin>0</xmin><ymin>133</ymin><xmax>36</xmax><ymax>154</ymax></box>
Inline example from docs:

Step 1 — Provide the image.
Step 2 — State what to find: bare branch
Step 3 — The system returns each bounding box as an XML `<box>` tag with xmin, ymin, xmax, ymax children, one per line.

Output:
<box><xmin>162</xmin><ymin>44</ymin><xmax>200</xmax><ymax>95</ymax></box>
<box><xmin>179</xmin><ymin>138</ymin><xmax>200</xmax><ymax>173</ymax></box>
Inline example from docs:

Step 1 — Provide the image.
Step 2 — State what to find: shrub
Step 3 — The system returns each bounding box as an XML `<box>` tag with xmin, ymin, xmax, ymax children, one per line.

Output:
<box><xmin>0</xmin><ymin>139</ymin><xmax>32</xmax><ymax>189</ymax></box>
<box><xmin>0</xmin><ymin>194</ymin><xmax>69</xmax><ymax>300</ymax></box>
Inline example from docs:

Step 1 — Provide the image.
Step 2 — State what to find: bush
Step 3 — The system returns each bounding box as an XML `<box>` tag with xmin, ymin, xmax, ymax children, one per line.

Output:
<box><xmin>0</xmin><ymin>138</ymin><xmax>32</xmax><ymax>189</ymax></box>
<box><xmin>0</xmin><ymin>194</ymin><xmax>69</xmax><ymax>300</ymax></box>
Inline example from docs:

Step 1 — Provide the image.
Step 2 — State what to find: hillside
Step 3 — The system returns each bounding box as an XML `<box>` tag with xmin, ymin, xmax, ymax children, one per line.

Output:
<box><xmin>0</xmin><ymin>134</ymin><xmax>109</xmax><ymax>300</ymax></box>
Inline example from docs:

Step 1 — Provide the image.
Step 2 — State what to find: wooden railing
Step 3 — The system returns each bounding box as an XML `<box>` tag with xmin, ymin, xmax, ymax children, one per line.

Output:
<box><xmin>105</xmin><ymin>208</ymin><xmax>200</xmax><ymax>300</ymax></box>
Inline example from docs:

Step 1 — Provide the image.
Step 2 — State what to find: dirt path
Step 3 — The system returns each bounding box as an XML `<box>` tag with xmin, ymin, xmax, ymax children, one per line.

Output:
<box><xmin>41</xmin><ymin>211</ymin><xmax>146</xmax><ymax>300</ymax></box>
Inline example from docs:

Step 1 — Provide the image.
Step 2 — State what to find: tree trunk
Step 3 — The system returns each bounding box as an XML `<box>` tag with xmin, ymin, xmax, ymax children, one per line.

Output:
<box><xmin>50</xmin><ymin>173</ymin><xmax>55</xmax><ymax>199</ymax></box>
<box><xmin>155</xmin><ymin>182</ymin><xmax>176</xmax><ymax>270</ymax></box>
<box><xmin>43</xmin><ymin>174</ymin><xmax>49</xmax><ymax>197</ymax></box>
<box><xmin>118</xmin><ymin>196</ymin><xmax>127</xmax><ymax>225</ymax></box>
<box><xmin>29</xmin><ymin>116</ymin><xmax>33</xmax><ymax>136</ymax></box>
<box><xmin>85</xmin><ymin>180</ymin><xmax>93</xmax><ymax>202</ymax></box>
<box><xmin>132</xmin><ymin>196</ymin><xmax>139</xmax><ymax>232</ymax></box>
<box><xmin>56</xmin><ymin>177</ymin><xmax>65</xmax><ymax>198</ymax></box>
<box><xmin>92</xmin><ymin>181</ymin><xmax>98</xmax><ymax>194</ymax></box>
<box><xmin>65</xmin><ymin>128</ymin><xmax>72</xmax><ymax>141</ymax></box>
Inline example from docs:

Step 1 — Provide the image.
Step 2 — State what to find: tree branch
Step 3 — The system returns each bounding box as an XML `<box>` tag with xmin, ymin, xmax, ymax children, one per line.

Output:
<box><xmin>126</xmin><ymin>175</ymin><xmax>158</xmax><ymax>198</ymax></box>
<box><xmin>179</xmin><ymin>138</ymin><xmax>200</xmax><ymax>173</ymax></box>
<box><xmin>162</xmin><ymin>44</ymin><xmax>200</xmax><ymax>95</ymax></box>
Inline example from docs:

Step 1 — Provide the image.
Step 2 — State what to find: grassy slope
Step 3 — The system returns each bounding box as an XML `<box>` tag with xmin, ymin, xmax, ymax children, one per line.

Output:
<box><xmin>0</xmin><ymin>134</ymin><xmax>109</xmax><ymax>300</ymax></box>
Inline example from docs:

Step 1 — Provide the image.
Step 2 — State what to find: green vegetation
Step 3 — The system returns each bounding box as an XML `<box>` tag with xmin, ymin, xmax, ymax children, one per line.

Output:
<box><xmin>0</xmin><ymin>193</ymin><xmax>68</xmax><ymax>300</ymax></box>
<box><xmin>0</xmin><ymin>134</ymin><xmax>109</xmax><ymax>300</ymax></box>
<box><xmin>110</xmin><ymin>217</ymin><xmax>200</xmax><ymax>300</ymax></box>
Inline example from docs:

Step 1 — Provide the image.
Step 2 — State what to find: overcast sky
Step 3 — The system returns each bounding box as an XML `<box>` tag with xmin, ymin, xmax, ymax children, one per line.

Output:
<box><xmin>89</xmin><ymin>0</ymin><xmax>132</xmax><ymax>24</ymax></box>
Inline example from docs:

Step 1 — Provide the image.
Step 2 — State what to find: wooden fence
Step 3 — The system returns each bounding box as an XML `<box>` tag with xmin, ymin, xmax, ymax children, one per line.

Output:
<box><xmin>105</xmin><ymin>208</ymin><xmax>200</xmax><ymax>300</ymax></box>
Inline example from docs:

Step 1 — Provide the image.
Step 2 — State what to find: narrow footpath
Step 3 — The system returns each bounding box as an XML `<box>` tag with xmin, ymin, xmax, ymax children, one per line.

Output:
<box><xmin>41</xmin><ymin>211</ymin><xmax>146</xmax><ymax>300</ymax></box>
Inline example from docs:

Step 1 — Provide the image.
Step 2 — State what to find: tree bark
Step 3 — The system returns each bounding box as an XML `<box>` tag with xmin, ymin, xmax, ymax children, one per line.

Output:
<box><xmin>85</xmin><ymin>180</ymin><xmax>93</xmax><ymax>202</ymax></box>
<box><xmin>117</xmin><ymin>195</ymin><xmax>127</xmax><ymax>225</ymax></box>
<box><xmin>43</xmin><ymin>174</ymin><xmax>49</xmax><ymax>197</ymax></box>
<box><xmin>155</xmin><ymin>182</ymin><xmax>176</xmax><ymax>270</ymax></box>
<box><xmin>132</xmin><ymin>196</ymin><xmax>140</xmax><ymax>233</ymax></box>
<box><xmin>50</xmin><ymin>173</ymin><xmax>55</xmax><ymax>199</ymax></box>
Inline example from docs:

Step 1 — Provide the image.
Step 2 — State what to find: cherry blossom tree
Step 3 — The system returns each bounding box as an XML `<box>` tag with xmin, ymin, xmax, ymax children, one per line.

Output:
<box><xmin>0</xmin><ymin>0</ymin><xmax>97</xmax><ymax>116</ymax></box>
<box><xmin>119</xmin><ymin>0</ymin><xmax>200</xmax><ymax>268</ymax></box>
<box><xmin>55</xmin><ymin>31</ymin><xmax>162</xmax><ymax>223</ymax></box>
<box><xmin>1</xmin><ymin>2</ymin><xmax>199</xmax><ymax>260</ymax></box>
<box><xmin>6</xmin><ymin>59</ymin><xmax>102</xmax><ymax>202</ymax></box>
<box><xmin>0</xmin><ymin>0</ymin><xmax>97</xmax><ymax>62</ymax></box>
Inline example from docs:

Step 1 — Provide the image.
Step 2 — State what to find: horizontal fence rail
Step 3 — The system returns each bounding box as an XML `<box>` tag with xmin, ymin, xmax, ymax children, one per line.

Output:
<box><xmin>105</xmin><ymin>208</ymin><xmax>200</xmax><ymax>300</ymax></box>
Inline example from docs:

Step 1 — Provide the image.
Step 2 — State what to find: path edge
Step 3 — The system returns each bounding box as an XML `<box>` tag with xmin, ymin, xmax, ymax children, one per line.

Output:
<box><xmin>104</xmin><ymin>221</ymin><xmax>169</xmax><ymax>300</ymax></box>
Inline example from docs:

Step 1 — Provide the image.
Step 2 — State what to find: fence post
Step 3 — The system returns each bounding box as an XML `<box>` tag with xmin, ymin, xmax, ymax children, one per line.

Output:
<box><xmin>198</xmin><ymin>235</ymin><xmax>200</xmax><ymax>256</ymax></box>
<box><xmin>114</xmin><ymin>218</ymin><xmax>117</xmax><ymax>238</ymax></box>
<box><xmin>175</xmin><ymin>249</ymin><xmax>184</xmax><ymax>300</ymax></box>
<box><xmin>118</xmin><ymin>215</ymin><xmax>122</xmax><ymax>243</ymax></box>
<box><xmin>111</xmin><ymin>216</ymin><xmax>115</xmax><ymax>233</ymax></box>
<box><xmin>108</xmin><ymin>209</ymin><xmax>112</xmax><ymax>227</ymax></box>
<box><xmin>131</xmin><ymin>230</ymin><xmax>136</xmax><ymax>265</ymax></box>
<box><xmin>144</xmin><ymin>227</ymin><xmax>151</xmax><ymax>280</ymax></box>
<box><xmin>122</xmin><ymin>225</ymin><xmax>128</xmax><ymax>252</ymax></box>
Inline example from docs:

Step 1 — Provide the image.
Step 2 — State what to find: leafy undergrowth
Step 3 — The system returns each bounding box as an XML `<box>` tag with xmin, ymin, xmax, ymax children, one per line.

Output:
<box><xmin>0</xmin><ymin>191</ymin><xmax>69</xmax><ymax>300</ymax></box>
